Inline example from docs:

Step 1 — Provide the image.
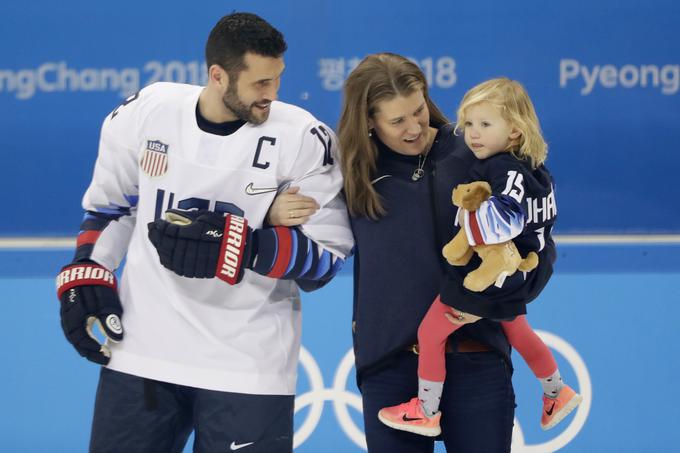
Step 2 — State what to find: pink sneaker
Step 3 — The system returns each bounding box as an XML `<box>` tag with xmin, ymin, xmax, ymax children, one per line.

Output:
<box><xmin>541</xmin><ymin>385</ymin><xmax>583</xmax><ymax>430</ymax></box>
<box><xmin>378</xmin><ymin>397</ymin><xmax>441</xmax><ymax>437</ymax></box>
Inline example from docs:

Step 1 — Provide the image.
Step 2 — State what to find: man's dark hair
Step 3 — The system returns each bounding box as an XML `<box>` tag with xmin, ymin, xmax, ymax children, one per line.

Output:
<box><xmin>205</xmin><ymin>12</ymin><xmax>287</xmax><ymax>75</ymax></box>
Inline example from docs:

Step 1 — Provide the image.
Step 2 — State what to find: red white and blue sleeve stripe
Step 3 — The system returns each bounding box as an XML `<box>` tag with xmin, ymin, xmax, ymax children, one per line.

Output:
<box><xmin>74</xmin><ymin>212</ymin><xmax>120</xmax><ymax>261</ymax></box>
<box><xmin>460</xmin><ymin>194</ymin><xmax>525</xmax><ymax>246</ymax></box>
<box><xmin>250</xmin><ymin>226</ymin><xmax>345</xmax><ymax>285</ymax></box>
<box><xmin>74</xmin><ymin>198</ymin><xmax>137</xmax><ymax>262</ymax></box>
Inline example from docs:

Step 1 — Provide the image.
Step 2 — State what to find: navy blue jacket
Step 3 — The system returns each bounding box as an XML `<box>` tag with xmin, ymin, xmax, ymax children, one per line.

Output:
<box><xmin>351</xmin><ymin>124</ymin><xmax>555</xmax><ymax>382</ymax></box>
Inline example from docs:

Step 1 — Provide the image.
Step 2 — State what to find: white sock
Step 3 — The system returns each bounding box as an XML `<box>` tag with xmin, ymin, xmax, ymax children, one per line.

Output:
<box><xmin>418</xmin><ymin>378</ymin><xmax>444</xmax><ymax>417</ymax></box>
<box><xmin>540</xmin><ymin>369</ymin><xmax>564</xmax><ymax>398</ymax></box>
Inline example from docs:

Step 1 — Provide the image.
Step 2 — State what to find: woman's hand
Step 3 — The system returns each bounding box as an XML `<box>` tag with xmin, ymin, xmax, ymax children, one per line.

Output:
<box><xmin>445</xmin><ymin>309</ymin><xmax>482</xmax><ymax>326</ymax></box>
<box><xmin>266</xmin><ymin>186</ymin><xmax>320</xmax><ymax>227</ymax></box>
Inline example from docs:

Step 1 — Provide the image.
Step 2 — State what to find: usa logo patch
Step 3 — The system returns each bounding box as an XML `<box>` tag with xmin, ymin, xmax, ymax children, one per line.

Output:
<box><xmin>140</xmin><ymin>140</ymin><xmax>169</xmax><ymax>177</ymax></box>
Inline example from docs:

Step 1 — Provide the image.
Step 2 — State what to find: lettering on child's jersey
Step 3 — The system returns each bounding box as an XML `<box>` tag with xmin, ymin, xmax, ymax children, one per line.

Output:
<box><xmin>502</xmin><ymin>170</ymin><xmax>525</xmax><ymax>203</ymax></box>
<box><xmin>525</xmin><ymin>187</ymin><xmax>557</xmax><ymax>224</ymax></box>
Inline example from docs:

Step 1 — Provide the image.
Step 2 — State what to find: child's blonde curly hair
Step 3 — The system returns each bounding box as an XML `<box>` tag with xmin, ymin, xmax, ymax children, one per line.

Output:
<box><xmin>455</xmin><ymin>77</ymin><xmax>547</xmax><ymax>168</ymax></box>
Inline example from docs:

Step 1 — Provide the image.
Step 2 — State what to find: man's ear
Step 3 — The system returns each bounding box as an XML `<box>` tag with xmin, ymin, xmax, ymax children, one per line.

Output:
<box><xmin>208</xmin><ymin>64</ymin><xmax>229</xmax><ymax>89</ymax></box>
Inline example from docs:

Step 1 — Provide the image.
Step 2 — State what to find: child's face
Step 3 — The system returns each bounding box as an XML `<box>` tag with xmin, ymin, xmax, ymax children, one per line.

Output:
<box><xmin>462</xmin><ymin>102</ymin><xmax>519</xmax><ymax>160</ymax></box>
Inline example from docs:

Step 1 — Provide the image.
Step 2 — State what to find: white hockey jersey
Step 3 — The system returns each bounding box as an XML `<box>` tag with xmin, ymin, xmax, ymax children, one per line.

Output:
<box><xmin>80</xmin><ymin>82</ymin><xmax>354</xmax><ymax>395</ymax></box>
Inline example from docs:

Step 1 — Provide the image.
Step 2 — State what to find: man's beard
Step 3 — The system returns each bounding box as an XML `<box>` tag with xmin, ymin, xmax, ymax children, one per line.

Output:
<box><xmin>222</xmin><ymin>84</ymin><xmax>269</xmax><ymax>125</ymax></box>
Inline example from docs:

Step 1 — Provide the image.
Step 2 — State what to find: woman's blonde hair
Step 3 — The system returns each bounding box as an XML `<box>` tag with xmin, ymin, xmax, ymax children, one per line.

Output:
<box><xmin>455</xmin><ymin>78</ymin><xmax>547</xmax><ymax>168</ymax></box>
<box><xmin>338</xmin><ymin>53</ymin><xmax>448</xmax><ymax>219</ymax></box>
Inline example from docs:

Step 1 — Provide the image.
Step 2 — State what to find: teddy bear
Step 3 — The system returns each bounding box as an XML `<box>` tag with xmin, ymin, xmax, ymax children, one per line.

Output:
<box><xmin>441</xmin><ymin>181</ymin><xmax>539</xmax><ymax>292</ymax></box>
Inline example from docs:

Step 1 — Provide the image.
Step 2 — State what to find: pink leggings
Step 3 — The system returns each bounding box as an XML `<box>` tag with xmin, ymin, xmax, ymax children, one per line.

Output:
<box><xmin>417</xmin><ymin>296</ymin><xmax>557</xmax><ymax>382</ymax></box>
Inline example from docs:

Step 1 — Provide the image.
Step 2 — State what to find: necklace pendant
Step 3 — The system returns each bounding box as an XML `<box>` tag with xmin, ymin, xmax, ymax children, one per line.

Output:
<box><xmin>411</xmin><ymin>168</ymin><xmax>424</xmax><ymax>181</ymax></box>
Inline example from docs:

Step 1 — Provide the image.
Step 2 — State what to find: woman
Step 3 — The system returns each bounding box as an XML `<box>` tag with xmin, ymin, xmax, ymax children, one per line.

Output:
<box><xmin>270</xmin><ymin>53</ymin><xmax>555</xmax><ymax>452</ymax></box>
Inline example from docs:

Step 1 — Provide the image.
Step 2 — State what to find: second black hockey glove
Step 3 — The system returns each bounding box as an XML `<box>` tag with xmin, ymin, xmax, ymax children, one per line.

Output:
<box><xmin>147</xmin><ymin>209</ymin><xmax>253</xmax><ymax>284</ymax></box>
<box><xmin>56</xmin><ymin>262</ymin><xmax>124</xmax><ymax>365</ymax></box>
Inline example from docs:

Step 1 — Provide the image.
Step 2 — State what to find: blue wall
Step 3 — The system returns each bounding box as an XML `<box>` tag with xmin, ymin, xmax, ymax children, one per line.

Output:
<box><xmin>2</xmin><ymin>0</ymin><xmax>679</xmax><ymax>235</ymax></box>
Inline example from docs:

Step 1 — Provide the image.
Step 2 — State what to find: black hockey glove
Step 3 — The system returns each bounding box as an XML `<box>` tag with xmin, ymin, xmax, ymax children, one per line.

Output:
<box><xmin>56</xmin><ymin>262</ymin><xmax>124</xmax><ymax>365</ymax></box>
<box><xmin>147</xmin><ymin>209</ymin><xmax>254</xmax><ymax>284</ymax></box>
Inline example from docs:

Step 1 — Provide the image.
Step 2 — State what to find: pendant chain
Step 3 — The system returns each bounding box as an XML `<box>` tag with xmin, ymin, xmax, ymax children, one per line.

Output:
<box><xmin>411</xmin><ymin>150</ymin><xmax>429</xmax><ymax>181</ymax></box>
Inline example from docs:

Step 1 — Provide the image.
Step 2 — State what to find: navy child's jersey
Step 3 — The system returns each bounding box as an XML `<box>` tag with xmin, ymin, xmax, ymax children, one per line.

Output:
<box><xmin>469</xmin><ymin>152</ymin><xmax>557</xmax><ymax>257</ymax></box>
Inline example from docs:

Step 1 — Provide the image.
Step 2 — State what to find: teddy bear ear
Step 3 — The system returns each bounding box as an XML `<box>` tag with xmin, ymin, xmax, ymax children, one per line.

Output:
<box><xmin>460</xmin><ymin>182</ymin><xmax>492</xmax><ymax>209</ymax></box>
<box><xmin>478</xmin><ymin>182</ymin><xmax>492</xmax><ymax>197</ymax></box>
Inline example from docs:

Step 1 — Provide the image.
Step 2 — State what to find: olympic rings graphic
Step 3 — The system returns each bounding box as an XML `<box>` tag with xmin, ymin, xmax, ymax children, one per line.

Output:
<box><xmin>294</xmin><ymin>330</ymin><xmax>590</xmax><ymax>452</ymax></box>
<box><xmin>294</xmin><ymin>347</ymin><xmax>366</xmax><ymax>449</ymax></box>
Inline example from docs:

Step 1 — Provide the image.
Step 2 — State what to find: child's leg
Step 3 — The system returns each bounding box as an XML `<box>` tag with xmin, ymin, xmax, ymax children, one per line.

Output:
<box><xmin>378</xmin><ymin>297</ymin><xmax>469</xmax><ymax>436</ymax></box>
<box><xmin>416</xmin><ymin>295</ymin><xmax>463</xmax><ymax>416</ymax></box>
<box><xmin>501</xmin><ymin>315</ymin><xmax>557</xmax><ymax>382</ymax></box>
<box><xmin>501</xmin><ymin>315</ymin><xmax>583</xmax><ymax>430</ymax></box>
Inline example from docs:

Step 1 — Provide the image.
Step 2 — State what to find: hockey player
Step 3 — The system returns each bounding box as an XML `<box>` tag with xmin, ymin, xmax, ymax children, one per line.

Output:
<box><xmin>55</xmin><ymin>12</ymin><xmax>353</xmax><ymax>453</ymax></box>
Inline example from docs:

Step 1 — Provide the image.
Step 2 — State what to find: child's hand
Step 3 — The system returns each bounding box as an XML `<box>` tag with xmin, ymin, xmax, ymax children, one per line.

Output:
<box><xmin>445</xmin><ymin>308</ymin><xmax>482</xmax><ymax>326</ymax></box>
<box><xmin>266</xmin><ymin>186</ymin><xmax>320</xmax><ymax>227</ymax></box>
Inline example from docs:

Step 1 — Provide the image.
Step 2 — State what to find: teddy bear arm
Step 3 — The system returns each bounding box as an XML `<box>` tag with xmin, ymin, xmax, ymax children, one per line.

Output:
<box><xmin>518</xmin><ymin>251</ymin><xmax>539</xmax><ymax>272</ymax></box>
<box><xmin>464</xmin><ymin>243</ymin><xmax>523</xmax><ymax>292</ymax></box>
<box><xmin>442</xmin><ymin>230</ymin><xmax>474</xmax><ymax>266</ymax></box>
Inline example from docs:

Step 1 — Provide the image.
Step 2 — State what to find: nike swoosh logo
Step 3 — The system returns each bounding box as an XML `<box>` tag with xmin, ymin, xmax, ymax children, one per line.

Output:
<box><xmin>245</xmin><ymin>183</ymin><xmax>278</xmax><ymax>195</ymax></box>
<box><xmin>545</xmin><ymin>401</ymin><xmax>556</xmax><ymax>416</ymax></box>
<box><xmin>402</xmin><ymin>414</ymin><xmax>423</xmax><ymax>422</ymax></box>
<box><xmin>230</xmin><ymin>441</ymin><xmax>255</xmax><ymax>451</ymax></box>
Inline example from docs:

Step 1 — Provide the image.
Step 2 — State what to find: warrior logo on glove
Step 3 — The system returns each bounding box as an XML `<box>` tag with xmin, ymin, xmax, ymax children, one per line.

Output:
<box><xmin>148</xmin><ymin>209</ymin><xmax>252</xmax><ymax>285</ymax></box>
<box><xmin>56</xmin><ymin>262</ymin><xmax>124</xmax><ymax>365</ymax></box>
<box><xmin>218</xmin><ymin>214</ymin><xmax>248</xmax><ymax>282</ymax></box>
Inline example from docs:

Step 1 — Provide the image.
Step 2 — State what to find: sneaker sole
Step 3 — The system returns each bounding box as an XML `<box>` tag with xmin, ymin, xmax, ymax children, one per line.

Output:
<box><xmin>377</xmin><ymin>412</ymin><xmax>441</xmax><ymax>437</ymax></box>
<box><xmin>541</xmin><ymin>393</ymin><xmax>584</xmax><ymax>430</ymax></box>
